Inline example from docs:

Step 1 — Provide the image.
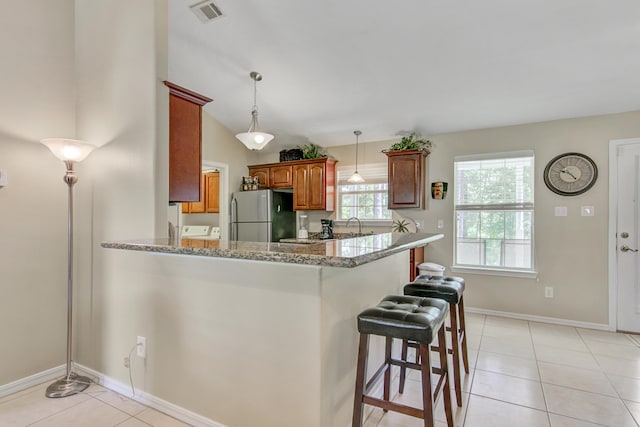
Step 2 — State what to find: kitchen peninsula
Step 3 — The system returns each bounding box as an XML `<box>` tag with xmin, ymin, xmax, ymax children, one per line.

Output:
<box><xmin>101</xmin><ymin>232</ymin><xmax>443</xmax><ymax>427</ymax></box>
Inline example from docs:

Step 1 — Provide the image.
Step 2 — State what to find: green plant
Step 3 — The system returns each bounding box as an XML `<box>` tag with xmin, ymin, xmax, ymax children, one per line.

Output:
<box><xmin>392</xmin><ymin>219</ymin><xmax>410</xmax><ymax>233</ymax></box>
<box><xmin>297</xmin><ymin>143</ymin><xmax>328</xmax><ymax>159</ymax></box>
<box><xmin>385</xmin><ymin>133</ymin><xmax>433</xmax><ymax>152</ymax></box>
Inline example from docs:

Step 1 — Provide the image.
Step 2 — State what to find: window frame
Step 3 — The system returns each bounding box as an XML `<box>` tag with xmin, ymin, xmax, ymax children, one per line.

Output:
<box><xmin>451</xmin><ymin>151</ymin><xmax>537</xmax><ymax>278</ymax></box>
<box><xmin>335</xmin><ymin>163</ymin><xmax>392</xmax><ymax>225</ymax></box>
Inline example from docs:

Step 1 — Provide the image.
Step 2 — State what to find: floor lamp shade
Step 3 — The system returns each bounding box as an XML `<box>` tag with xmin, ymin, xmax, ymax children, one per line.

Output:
<box><xmin>41</xmin><ymin>138</ymin><xmax>96</xmax><ymax>162</ymax></box>
<box><xmin>40</xmin><ymin>137</ymin><xmax>95</xmax><ymax>398</ymax></box>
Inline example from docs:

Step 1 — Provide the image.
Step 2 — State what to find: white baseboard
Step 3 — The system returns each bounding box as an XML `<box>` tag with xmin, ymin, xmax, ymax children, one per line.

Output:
<box><xmin>0</xmin><ymin>365</ymin><xmax>65</xmax><ymax>399</ymax></box>
<box><xmin>0</xmin><ymin>364</ymin><xmax>225</xmax><ymax>427</ymax></box>
<box><xmin>466</xmin><ymin>306</ymin><xmax>613</xmax><ymax>331</ymax></box>
<box><xmin>74</xmin><ymin>364</ymin><xmax>226</xmax><ymax>427</ymax></box>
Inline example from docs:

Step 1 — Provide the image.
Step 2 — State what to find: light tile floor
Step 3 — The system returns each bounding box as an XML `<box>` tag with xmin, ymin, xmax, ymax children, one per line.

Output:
<box><xmin>0</xmin><ymin>382</ymin><xmax>191</xmax><ymax>427</ymax></box>
<box><xmin>1</xmin><ymin>314</ymin><xmax>639</xmax><ymax>426</ymax></box>
<box><xmin>363</xmin><ymin>314</ymin><xmax>640</xmax><ymax>427</ymax></box>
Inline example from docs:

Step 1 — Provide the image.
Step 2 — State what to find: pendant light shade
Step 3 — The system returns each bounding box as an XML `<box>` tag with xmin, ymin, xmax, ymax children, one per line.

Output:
<box><xmin>348</xmin><ymin>130</ymin><xmax>365</xmax><ymax>183</ymax></box>
<box><xmin>235</xmin><ymin>71</ymin><xmax>274</xmax><ymax>150</ymax></box>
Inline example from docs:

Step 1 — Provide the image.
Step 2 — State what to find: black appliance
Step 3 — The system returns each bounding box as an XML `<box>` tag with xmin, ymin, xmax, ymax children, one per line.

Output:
<box><xmin>320</xmin><ymin>219</ymin><xmax>334</xmax><ymax>240</ymax></box>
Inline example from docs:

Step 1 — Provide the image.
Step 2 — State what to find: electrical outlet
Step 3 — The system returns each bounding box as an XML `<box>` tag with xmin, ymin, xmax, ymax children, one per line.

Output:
<box><xmin>437</xmin><ymin>219</ymin><xmax>444</xmax><ymax>229</ymax></box>
<box><xmin>544</xmin><ymin>286</ymin><xmax>554</xmax><ymax>298</ymax></box>
<box><xmin>137</xmin><ymin>336</ymin><xmax>147</xmax><ymax>359</ymax></box>
<box><xmin>415</xmin><ymin>220</ymin><xmax>424</xmax><ymax>230</ymax></box>
<box><xmin>124</xmin><ymin>357</ymin><xmax>130</xmax><ymax>368</ymax></box>
<box><xmin>0</xmin><ymin>170</ymin><xmax>7</xmax><ymax>187</ymax></box>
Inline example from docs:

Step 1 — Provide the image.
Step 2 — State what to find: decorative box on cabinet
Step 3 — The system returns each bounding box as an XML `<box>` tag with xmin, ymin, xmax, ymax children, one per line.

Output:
<box><xmin>164</xmin><ymin>81</ymin><xmax>212</xmax><ymax>203</ymax></box>
<box><xmin>386</xmin><ymin>149</ymin><xmax>428</xmax><ymax>209</ymax></box>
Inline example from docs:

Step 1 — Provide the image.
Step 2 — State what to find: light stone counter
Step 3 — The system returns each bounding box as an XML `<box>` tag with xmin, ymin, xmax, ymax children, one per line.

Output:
<box><xmin>101</xmin><ymin>232</ymin><xmax>444</xmax><ymax>267</ymax></box>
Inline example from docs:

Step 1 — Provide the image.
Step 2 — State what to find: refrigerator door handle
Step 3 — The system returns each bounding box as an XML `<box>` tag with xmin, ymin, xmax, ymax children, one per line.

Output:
<box><xmin>230</xmin><ymin>197</ymin><xmax>238</xmax><ymax>241</ymax></box>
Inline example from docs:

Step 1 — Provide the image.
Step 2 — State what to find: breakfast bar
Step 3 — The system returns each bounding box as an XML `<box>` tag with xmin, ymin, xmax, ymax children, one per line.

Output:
<box><xmin>101</xmin><ymin>232</ymin><xmax>443</xmax><ymax>427</ymax></box>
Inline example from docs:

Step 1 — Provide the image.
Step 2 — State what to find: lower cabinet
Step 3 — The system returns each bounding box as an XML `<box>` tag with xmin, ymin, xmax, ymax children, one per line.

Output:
<box><xmin>182</xmin><ymin>171</ymin><xmax>220</xmax><ymax>214</ymax></box>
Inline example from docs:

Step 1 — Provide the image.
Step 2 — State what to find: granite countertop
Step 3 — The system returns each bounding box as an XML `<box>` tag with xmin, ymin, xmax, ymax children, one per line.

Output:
<box><xmin>101</xmin><ymin>232</ymin><xmax>444</xmax><ymax>268</ymax></box>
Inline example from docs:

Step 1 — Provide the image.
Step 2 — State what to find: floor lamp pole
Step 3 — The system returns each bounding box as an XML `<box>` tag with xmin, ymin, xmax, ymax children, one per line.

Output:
<box><xmin>45</xmin><ymin>160</ymin><xmax>91</xmax><ymax>398</ymax></box>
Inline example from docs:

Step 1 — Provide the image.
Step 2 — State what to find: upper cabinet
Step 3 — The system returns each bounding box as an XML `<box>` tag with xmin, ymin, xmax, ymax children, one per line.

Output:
<box><xmin>386</xmin><ymin>149</ymin><xmax>429</xmax><ymax>209</ymax></box>
<box><xmin>182</xmin><ymin>171</ymin><xmax>220</xmax><ymax>214</ymax></box>
<box><xmin>164</xmin><ymin>81</ymin><xmax>212</xmax><ymax>203</ymax></box>
<box><xmin>248</xmin><ymin>158</ymin><xmax>337</xmax><ymax>211</ymax></box>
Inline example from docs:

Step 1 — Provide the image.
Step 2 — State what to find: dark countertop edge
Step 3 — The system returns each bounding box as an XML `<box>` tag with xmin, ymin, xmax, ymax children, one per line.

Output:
<box><xmin>100</xmin><ymin>233</ymin><xmax>444</xmax><ymax>268</ymax></box>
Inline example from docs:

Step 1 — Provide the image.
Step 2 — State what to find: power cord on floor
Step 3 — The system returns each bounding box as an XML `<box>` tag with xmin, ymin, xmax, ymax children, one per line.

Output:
<box><xmin>125</xmin><ymin>343</ymin><xmax>142</xmax><ymax>397</ymax></box>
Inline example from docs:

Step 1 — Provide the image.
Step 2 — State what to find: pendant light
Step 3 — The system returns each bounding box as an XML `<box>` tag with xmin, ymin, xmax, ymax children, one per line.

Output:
<box><xmin>235</xmin><ymin>71</ymin><xmax>274</xmax><ymax>150</ymax></box>
<box><xmin>348</xmin><ymin>130</ymin><xmax>365</xmax><ymax>183</ymax></box>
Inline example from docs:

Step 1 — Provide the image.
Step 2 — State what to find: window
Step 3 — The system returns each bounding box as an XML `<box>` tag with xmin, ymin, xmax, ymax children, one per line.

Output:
<box><xmin>454</xmin><ymin>151</ymin><xmax>534</xmax><ymax>273</ymax></box>
<box><xmin>336</xmin><ymin>163</ymin><xmax>392</xmax><ymax>221</ymax></box>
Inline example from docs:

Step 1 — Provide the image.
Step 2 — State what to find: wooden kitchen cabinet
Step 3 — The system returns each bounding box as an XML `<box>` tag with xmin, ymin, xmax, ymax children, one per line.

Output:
<box><xmin>269</xmin><ymin>164</ymin><xmax>293</xmax><ymax>188</ymax></box>
<box><xmin>386</xmin><ymin>149</ymin><xmax>429</xmax><ymax>209</ymax></box>
<box><xmin>292</xmin><ymin>159</ymin><xmax>336</xmax><ymax>211</ymax></box>
<box><xmin>164</xmin><ymin>81</ymin><xmax>212</xmax><ymax>203</ymax></box>
<box><xmin>248</xmin><ymin>166</ymin><xmax>270</xmax><ymax>188</ymax></box>
<box><xmin>182</xmin><ymin>172</ymin><xmax>220</xmax><ymax>214</ymax></box>
<box><xmin>205</xmin><ymin>172</ymin><xmax>220</xmax><ymax>213</ymax></box>
<box><xmin>248</xmin><ymin>164</ymin><xmax>292</xmax><ymax>189</ymax></box>
<box><xmin>248</xmin><ymin>158</ymin><xmax>336</xmax><ymax>211</ymax></box>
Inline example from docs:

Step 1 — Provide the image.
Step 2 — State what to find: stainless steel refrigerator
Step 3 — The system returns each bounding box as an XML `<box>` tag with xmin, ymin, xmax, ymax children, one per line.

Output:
<box><xmin>230</xmin><ymin>189</ymin><xmax>296</xmax><ymax>242</ymax></box>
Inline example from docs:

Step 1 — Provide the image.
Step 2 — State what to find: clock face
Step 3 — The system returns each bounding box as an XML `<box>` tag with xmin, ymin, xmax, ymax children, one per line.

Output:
<box><xmin>544</xmin><ymin>152</ymin><xmax>598</xmax><ymax>196</ymax></box>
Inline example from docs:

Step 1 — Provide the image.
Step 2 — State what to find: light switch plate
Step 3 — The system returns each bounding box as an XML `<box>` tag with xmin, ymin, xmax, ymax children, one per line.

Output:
<box><xmin>554</xmin><ymin>207</ymin><xmax>567</xmax><ymax>217</ymax></box>
<box><xmin>0</xmin><ymin>170</ymin><xmax>7</xmax><ymax>187</ymax></box>
<box><xmin>581</xmin><ymin>206</ymin><xmax>594</xmax><ymax>216</ymax></box>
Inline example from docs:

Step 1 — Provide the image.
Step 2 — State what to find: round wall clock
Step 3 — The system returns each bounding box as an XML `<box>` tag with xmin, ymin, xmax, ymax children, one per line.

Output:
<box><xmin>543</xmin><ymin>152</ymin><xmax>598</xmax><ymax>196</ymax></box>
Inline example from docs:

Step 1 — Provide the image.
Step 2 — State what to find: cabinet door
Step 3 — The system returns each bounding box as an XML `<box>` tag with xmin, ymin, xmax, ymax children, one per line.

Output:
<box><xmin>388</xmin><ymin>151</ymin><xmax>426</xmax><ymax>209</ymax></box>
<box><xmin>164</xmin><ymin>81</ymin><xmax>211</xmax><ymax>203</ymax></box>
<box><xmin>205</xmin><ymin>172</ymin><xmax>220</xmax><ymax>213</ymax></box>
<box><xmin>248</xmin><ymin>167</ymin><xmax>270</xmax><ymax>188</ymax></box>
<box><xmin>189</xmin><ymin>174</ymin><xmax>206</xmax><ymax>213</ymax></box>
<box><xmin>307</xmin><ymin>162</ymin><xmax>326</xmax><ymax>210</ymax></box>
<box><xmin>270</xmin><ymin>165</ymin><xmax>293</xmax><ymax>188</ymax></box>
<box><xmin>293</xmin><ymin>164</ymin><xmax>310</xmax><ymax>210</ymax></box>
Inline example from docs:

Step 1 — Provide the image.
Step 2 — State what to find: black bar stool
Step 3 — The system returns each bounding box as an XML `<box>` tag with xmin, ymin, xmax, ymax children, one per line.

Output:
<box><xmin>352</xmin><ymin>295</ymin><xmax>453</xmax><ymax>427</ymax></box>
<box><xmin>401</xmin><ymin>275</ymin><xmax>469</xmax><ymax>407</ymax></box>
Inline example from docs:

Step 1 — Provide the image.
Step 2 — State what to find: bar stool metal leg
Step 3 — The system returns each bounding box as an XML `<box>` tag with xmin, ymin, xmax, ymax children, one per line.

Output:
<box><xmin>447</xmin><ymin>302</ymin><xmax>463</xmax><ymax>406</ymax></box>
<box><xmin>459</xmin><ymin>295</ymin><xmax>470</xmax><ymax>373</ymax></box>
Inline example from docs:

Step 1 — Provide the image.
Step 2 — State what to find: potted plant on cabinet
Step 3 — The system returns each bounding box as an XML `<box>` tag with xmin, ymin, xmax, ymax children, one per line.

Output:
<box><xmin>383</xmin><ymin>133</ymin><xmax>432</xmax><ymax>153</ymax></box>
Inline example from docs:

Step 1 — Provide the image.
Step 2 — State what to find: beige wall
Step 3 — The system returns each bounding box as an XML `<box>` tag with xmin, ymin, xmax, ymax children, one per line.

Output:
<box><xmin>201</xmin><ymin>111</ymin><xmax>261</xmax><ymax>203</ymax></box>
<box><xmin>0</xmin><ymin>0</ymin><xmax>76</xmax><ymax>386</ymax></box>
<box><xmin>298</xmin><ymin>112</ymin><xmax>640</xmax><ymax>325</ymax></box>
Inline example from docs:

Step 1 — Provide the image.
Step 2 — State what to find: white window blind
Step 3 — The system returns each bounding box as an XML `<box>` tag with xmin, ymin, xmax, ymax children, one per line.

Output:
<box><xmin>454</xmin><ymin>151</ymin><xmax>534</xmax><ymax>271</ymax></box>
<box><xmin>336</xmin><ymin>163</ymin><xmax>391</xmax><ymax>221</ymax></box>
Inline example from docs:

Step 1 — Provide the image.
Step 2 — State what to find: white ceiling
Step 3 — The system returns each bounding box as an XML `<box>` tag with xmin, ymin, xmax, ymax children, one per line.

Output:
<box><xmin>169</xmin><ymin>0</ymin><xmax>640</xmax><ymax>152</ymax></box>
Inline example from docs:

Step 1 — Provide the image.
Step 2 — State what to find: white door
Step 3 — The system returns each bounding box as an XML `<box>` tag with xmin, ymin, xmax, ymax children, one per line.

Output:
<box><xmin>616</xmin><ymin>141</ymin><xmax>640</xmax><ymax>332</ymax></box>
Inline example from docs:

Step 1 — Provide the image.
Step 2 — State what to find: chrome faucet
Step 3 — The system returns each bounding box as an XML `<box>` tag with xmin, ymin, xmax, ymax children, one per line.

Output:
<box><xmin>346</xmin><ymin>217</ymin><xmax>362</xmax><ymax>235</ymax></box>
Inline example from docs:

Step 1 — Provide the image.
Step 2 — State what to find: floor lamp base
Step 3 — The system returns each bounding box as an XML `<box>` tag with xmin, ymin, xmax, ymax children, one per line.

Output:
<box><xmin>45</xmin><ymin>372</ymin><xmax>91</xmax><ymax>398</ymax></box>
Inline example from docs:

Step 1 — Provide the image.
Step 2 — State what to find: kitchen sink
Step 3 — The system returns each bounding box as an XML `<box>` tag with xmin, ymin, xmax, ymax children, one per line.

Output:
<box><xmin>280</xmin><ymin>232</ymin><xmax>375</xmax><ymax>244</ymax></box>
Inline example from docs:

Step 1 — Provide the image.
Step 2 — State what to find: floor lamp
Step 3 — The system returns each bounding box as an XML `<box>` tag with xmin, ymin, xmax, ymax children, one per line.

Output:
<box><xmin>40</xmin><ymin>138</ymin><xmax>96</xmax><ymax>398</ymax></box>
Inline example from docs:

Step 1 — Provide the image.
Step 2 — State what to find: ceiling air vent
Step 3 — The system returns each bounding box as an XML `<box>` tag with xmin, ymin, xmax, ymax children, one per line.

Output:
<box><xmin>190</xmin><ymin>0</ymin><xmax>224</xmax><ymax>23</ymax></box>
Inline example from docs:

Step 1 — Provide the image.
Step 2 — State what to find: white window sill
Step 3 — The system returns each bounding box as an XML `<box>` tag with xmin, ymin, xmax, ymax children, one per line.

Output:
<box><xmin>450</xmin><ymin>265</ymin><xmax>538</xmax><ymax>279</ymax></box>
